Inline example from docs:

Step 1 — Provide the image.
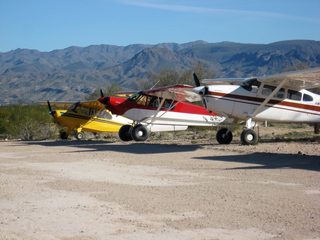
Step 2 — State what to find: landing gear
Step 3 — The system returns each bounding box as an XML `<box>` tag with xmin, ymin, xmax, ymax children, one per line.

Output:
<box><xmin>240</xmin><ymin>129</ymin><xmax>258</xmax><ymax>145</ymax></box>
<box><xmin>240</xmin><ymin>118</ymin><xmax>258</xmax><ymax>145</ymax></box>
<box><xmin>131</xmin><ymin>124</ymin><xmax>149</xmax><ymax>142</ymax></box>
<box><xmin>216</xmin><ymin>128</ymin><xmax>233</xmax><ymax>144</ymax></box>
<box><xmin>75</xmin><ymin>131</ymin><xmax>85</xmax><ymax>140</ymax></box>
<box><xmin>215</xmin><ymin>126</ymin><xmax>258</xmax><ymax>145</ymax></box>
<box><xmin>119</xmin><ymin>125</ymin><xmax>133</xmax><ymax>141</ymax></box>
<box><xmin>118</xmin><ymin>124</ymin><xmax>150</xmax><ymax>142</ymax></box>
<box><xmin>59</xmin><ymin>131</ymin><xmax>69</xmax><ymax>140</ymax></box>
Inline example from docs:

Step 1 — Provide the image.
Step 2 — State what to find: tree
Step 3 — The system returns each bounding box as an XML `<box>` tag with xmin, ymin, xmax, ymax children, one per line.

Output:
<box><xmin>149</xmin><ymin>69</ymin><xmax>180</xmax><ymax>88</ymax></box>
<box><xmin>145</xmin><ymin>63</ymin><xmax>217</xmax><ymax>89</ymax></box>
<box><xmin>86</xmin><ymin>83</ymin><xmax>123</xmax><ymax>100</ymax></box>
<box><xmin>191</xmin><ymin>62</ymin><xmax>217</xmax><ymax>80</ymax></box>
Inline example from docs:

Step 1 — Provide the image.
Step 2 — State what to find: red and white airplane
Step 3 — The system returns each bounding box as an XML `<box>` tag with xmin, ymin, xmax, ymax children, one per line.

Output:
<box><xmin>191</xmin><ymin>67</ymin><xmax>320</xmax><ymax>145</ymax></box>
<box><xmin>98</xmin><ymin>85</ymin><xmax>225</xmax><ymax>142</ymax></box>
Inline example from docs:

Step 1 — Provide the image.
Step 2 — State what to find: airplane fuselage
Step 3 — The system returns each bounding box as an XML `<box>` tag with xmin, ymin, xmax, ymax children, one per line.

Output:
<box><xmin>101</xmin><ymin>95</ymin><xmax>225</xmax><ymax>132</ymax></box>
<box><xmin>203</xmin><ymin>84</ymin><xmax>320</xmax><ymax>123</ymax></box>
<box><xmin>53</xmin><ymin>109</ymin><xmax>132</xmax><ymax>133</ymax></box>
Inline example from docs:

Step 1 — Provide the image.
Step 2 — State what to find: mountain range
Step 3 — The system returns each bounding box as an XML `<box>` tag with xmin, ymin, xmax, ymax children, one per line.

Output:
<box><xmin>1</xmin><ymin>40</ymin><xmax>320</xmax><ymax>104</ymax></box>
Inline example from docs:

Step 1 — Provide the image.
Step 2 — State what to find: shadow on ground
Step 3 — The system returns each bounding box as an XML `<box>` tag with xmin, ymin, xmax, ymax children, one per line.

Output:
<box><xmin>22</xmin><ymin>140</ymin><xmax>201</xmax><ymax>154</ymax></box>
<box><xmin>19</xmin><ymin>140</ymin><xmax>320</xmax><ymax>171</ymax></box>
<box><xmin>193</xmin><ymin>152</ymin><xmax>320</xmax><ymax>172</ymax></box>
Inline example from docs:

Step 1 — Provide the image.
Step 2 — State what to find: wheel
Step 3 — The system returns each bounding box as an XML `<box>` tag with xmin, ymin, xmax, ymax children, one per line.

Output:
<box><xmin>131</xmin><ymin>124</ymin><xmax>149</xmax><ymax>142</ymax></box>
<box><xmin>59</xmin><ymin>131</ymin><xmax>68</xmax><ymax>140</ymax></box>
<box><xmin>216</xmin><ymin>128</ymin><xmax>233</xmax><ymax>144</ymax></box>
<box><xmin>119</xmin><ymin>125</ymin><xmax>133</xmax><ymax>141</ymax></box>
<box><xmin>76</xmin><ymin>132</ymin><xmax>85</xmax><ymax>140</ymax></box>
<box><xmin>240</xmin><ymin>129</ymin><xmax>258</xmax><ymax>145</ymax></box>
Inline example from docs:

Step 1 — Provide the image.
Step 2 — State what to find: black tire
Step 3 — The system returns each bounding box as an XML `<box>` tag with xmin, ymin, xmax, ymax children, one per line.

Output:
<box><xmin>119</xmin><ymin>125</ymin><xmax>133</xmax><ymax>141</ymax></box>
<box><xmin>240</xmin><ymin>129</ymin><xmax>258</xmax><ymax>145</ymax></box>
<box><xmin>59</xmin><ymin>131</ymin><xmax>68</xmax><ymax>140</ymax></box>
<box><xmin>216</xmin><ymin>128</ymin><xmax>233</xmax><ymax>144</ymax></box>
<box><xmin>76</xmin><ymin>132</ymin><xmax>84</xmax><ymax>140</ymax></box>
<box><xmin>131</xmin><ymin>124</ymin><xmax>149</xmax><ymax>142</ymax></box>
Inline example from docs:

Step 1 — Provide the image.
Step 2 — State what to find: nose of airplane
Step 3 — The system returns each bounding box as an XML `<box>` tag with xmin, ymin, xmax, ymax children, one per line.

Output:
<box><xmin>47</xmin><ymin>100</ymin><xmax>57</xmax><ymax>117</ymax></box>
<box><xmin>98</xmin><ymin>96</ymin><xmax>110</xmax><ymax>105</ymax></box>
<box><xmin>193</xmin><ymin>86</ymin><xmax>208</xmax><ymax>96</ymax></box>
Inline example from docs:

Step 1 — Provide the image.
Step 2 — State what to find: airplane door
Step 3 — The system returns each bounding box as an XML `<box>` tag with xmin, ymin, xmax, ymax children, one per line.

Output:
<box><xmin>231</xmin><ymin>85</ymin><xmax>259</xmax><ymax>119</ymax></box>
<box><xmin>205</xmin><ymin>85</ymin><xmax>235</xmax><ymax>117</ymax></box>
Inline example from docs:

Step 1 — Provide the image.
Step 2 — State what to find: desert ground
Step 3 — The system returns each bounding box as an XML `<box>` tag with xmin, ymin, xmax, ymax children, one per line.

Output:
<box><xmin>0</xmin><ymin>132</ymin><xmax>319</xmax><ymax>240</ymax></box>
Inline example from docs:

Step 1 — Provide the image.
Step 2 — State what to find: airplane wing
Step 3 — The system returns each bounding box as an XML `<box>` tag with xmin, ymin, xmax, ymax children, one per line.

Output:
<box><xmin>113</xmin><ymin>92</ymin><xmax>134</xmax><ymax>98</ymax></box>
<box><xmin>202</xmin><ymin>78</ymin><xmax>251</xmax><ymax>85</ymax></box>
<box><xmin>257</xmin><ymin>68</ymin><xmax>320</xmax><ymax>90</ymax></box>
<box><xmin>45</xmin><ymin>101</ymin><xmax>105</xmax><ymax>110</ymax></box>
<box><xmin>201</xmin><ymin>68</ymin><xmax>320</xmax><ymax>90</ymax></box>
<box><xmin>142</xmin><ymin>84</ymin><xmax>202</xmax><ymax>102</ymax></box>
<box><xmin>41</xmin><ymin>101</ymin><xmax>73</xmax><ymax>109</ymax></box>
<box><xmin>77</xmin><ymin>101</ymin><xmax>105</xmax><ymax>110</ymax></box>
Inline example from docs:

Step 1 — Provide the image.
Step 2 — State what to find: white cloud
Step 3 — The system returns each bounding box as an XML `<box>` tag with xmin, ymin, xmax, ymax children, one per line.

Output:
<box><xmin>119</xmin><ymin>0</ymin><xmax>320</xmax><ymax>24</ymax></box>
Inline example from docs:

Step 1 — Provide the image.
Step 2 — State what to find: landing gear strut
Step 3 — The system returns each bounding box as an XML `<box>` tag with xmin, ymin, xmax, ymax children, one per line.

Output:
<box><xmin>240</xmin><ymin>118</ymin><xmax>258</xmax><ymax>145</ymax></box>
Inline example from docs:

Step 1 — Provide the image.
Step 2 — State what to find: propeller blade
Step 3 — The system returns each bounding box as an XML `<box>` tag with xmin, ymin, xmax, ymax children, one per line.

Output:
<box><xmin>100</xmin><ymin>89</ymin><xmax>104</xmax><ymax>98</ymax></box>
<box><xmin>47</xmin><ymin>100</ymin><xmax>54</xmax><ymax>116</ymax></box>
<box><xmin>193</xmin><ymin>72</ymin><xmax>201</xmax><ymax>87</ymax></box>
<box><xmin>47</xmin><ymin>100</ymin><xmax>52</xmax><ymax>112</ymax></box>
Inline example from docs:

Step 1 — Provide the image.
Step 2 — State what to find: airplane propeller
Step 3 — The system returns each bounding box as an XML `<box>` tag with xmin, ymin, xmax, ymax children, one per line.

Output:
<box><xmin>192</xmin><ymin>73</ymin><xmax>208</xmax><ymax>96</ymax></box>
<box><xmin>98</xmin><ymin>89</ymin><xmax>110</xmax><ymax>105</ymax></box>
<box><xmin>100</xmin><ymin>89</ymin><xmax>104</xmax><ymax>98</ymax></box>
<box><xmin>193</xmin><ymin>72</ymin><xmax>201</xmax><ymax>87</ymax></box>
<box><xmin>47</xmin><ymin>100</ymin><xmax>55</xmax><ymax>116</ymax></box>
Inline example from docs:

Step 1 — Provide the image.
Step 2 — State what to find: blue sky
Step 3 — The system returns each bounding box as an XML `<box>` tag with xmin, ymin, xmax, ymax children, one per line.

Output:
<box><xmin>0</xmin><ymin>0</ymin><xmax>319</xmax><ymax>52</ymax></box>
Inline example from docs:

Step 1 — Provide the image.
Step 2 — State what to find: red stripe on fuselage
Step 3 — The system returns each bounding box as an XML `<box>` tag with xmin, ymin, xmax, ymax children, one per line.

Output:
<box><xmin>209</xmin><ymin>91</ymin><xmax>320</xmax><ymax>113</ymax></box>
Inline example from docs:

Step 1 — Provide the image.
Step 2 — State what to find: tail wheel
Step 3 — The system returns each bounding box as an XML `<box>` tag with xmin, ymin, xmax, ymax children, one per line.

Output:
<box><xmin>131</xmin><ymin>124</ymin><xmax>149</xmax><ymax>142</ymax></box>
<box><xmin>216</xmin><ymin>128</ymin><xmax>233</xmax><ymax>144</ymax></box>
<box><xmin>240</xmin><ymin>129</ymin><xmax>258</xmax><ymax>145</ymax></box>
<box><xmin>76</xmin><ymin>132</ymin><xmax>84</xmax><ymax>140</ymax></box>
<box><xmin>119</xmin><ymin>125</ymin><xmax>133</xmax><ymax>141</ymax></box>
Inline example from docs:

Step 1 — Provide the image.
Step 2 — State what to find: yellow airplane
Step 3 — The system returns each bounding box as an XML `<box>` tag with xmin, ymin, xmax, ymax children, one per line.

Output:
<box><xmin>47</xmin><ymin>100</ymin><xmax>132</xmax><ymax>139</ymax></box>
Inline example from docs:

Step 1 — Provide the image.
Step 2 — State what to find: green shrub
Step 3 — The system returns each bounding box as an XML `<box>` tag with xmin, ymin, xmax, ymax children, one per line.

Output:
<box><xmin>0</xmin><ymin>105</ymin><xmax>56</xmax><ymax>140</ymax></box>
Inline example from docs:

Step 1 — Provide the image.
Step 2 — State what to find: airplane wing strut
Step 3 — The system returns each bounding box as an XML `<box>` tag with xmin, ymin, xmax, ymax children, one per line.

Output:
<box><xmin>250</xmin><ymin>79</ymin><xmax>288</xmax><ymax>118</ymax></box>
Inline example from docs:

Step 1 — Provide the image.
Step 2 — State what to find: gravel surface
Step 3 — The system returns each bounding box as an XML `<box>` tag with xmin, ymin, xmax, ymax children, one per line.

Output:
<box><xmin>0</xmin><ymin>140</ymin><xmax>319</xmax><ymax>240</ymax></box>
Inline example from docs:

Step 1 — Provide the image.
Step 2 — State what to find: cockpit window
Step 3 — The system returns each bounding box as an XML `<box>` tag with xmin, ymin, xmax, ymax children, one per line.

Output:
<box><xmin>275</xmin><ymin>88</ymin><xmax>285</xmax><ymax>99</ymax></box>
<box><xmin>130</xmin><ymin>93</ymin><xmax>174</xmax><ymax>110</ymax></box>
<box><xmin>68</xmin><ymin>104</ymin><xmax>96</xmax><ymax>116</ymax></box>
<box><xmin>303</xmin><ymin>93</ymin><xmax>313</xmax><ymax>102</ymax></box>
<box><xmin>261</xmin><ymin>85</ymin><xmax>275</xmax><ymax>96</ymax></box>
<box><xmin>128</xmin><ymin>92</ymin><xmax>142</xmax><ymax>102</ymax></box>
<box><xmin>260</xmin><ymin>85</ymin><xmax>285</xmax><ymax>99</ymax></box>
<box><xmin>68</xmin><ymin>102</ymin><xmax>80</xmax><ymax>112</ymax></box>
<box><xmin>288</xmin><ymin>90</ymin><xmax>302</xmax><ymax>101</ymax></box>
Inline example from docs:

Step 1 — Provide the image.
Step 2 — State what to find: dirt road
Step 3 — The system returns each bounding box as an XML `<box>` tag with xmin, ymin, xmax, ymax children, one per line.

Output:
<box><xmin>0</xmin><ymin>140</ymin><xmax>319</xmax><ymax>240</ymax></box>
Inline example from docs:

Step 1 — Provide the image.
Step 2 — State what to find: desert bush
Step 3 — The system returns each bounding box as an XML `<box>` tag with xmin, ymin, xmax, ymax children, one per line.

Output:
<box><xmin>0</xmin><ymin>105</ymin><xmax>56</xmax><ymax>140</ymax></box>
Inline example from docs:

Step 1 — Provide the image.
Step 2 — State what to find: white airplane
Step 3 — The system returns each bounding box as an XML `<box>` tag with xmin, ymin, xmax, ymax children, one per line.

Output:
<box><xmin>191</xmin><ymin>68</ymin><xmax>320</xmax><ymax>145</ymax></box>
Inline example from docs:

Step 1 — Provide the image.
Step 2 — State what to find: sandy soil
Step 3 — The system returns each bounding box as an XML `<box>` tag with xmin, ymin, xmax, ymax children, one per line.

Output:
<box><xmin>0</xmin><ymin>139</ymin><xmax>319</xmax><ymax>240</ymax></box>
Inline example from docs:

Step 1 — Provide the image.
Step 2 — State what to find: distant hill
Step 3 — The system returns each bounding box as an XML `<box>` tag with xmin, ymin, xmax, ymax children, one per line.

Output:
<box><xmin>0</xmin><ymin>40</ymin><xmax>320</xmax><ymax>104</ymax></box>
